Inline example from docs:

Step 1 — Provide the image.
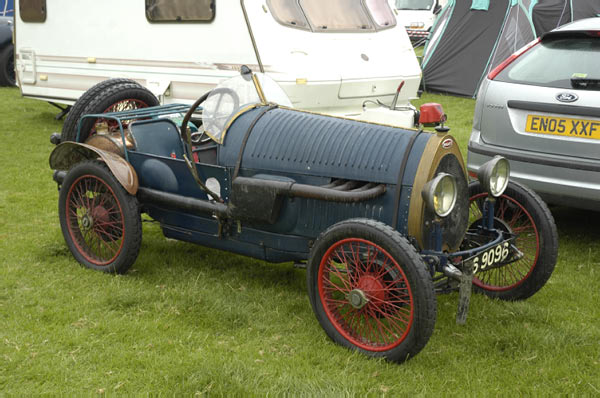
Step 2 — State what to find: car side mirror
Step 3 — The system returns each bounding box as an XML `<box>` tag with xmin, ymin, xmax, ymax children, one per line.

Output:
<box><xmin>434</xmin><ymin>4</ymin><xmax>442</xmax><ymax>14</ymax></box>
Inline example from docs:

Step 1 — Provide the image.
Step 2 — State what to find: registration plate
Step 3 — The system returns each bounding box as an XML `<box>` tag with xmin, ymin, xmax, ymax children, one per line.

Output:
<box><xmin>465</xmin><ymin>240</ymin><xmax>512</xmax><ymax>274</ymax></box>
<box><xmin>525</xmin><ymin>114</ymin><xmax>600</xmax><ymax>140</ymax></box>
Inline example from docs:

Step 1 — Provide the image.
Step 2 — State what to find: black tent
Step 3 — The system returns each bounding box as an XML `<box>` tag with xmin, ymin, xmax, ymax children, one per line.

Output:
<box><xmin>533</xmin><ymin>0</ymin><xmax>600</xmax><ymax>32</ymax></box>
<box><xmin>532</xmin><ymin>0</ymin><xmax>572</xmax><ymax>34</ymax></box>
<box><xmin>421</xmin><ymin>0</ymin><xmax>600</xmax><ymax>97</ymax></box>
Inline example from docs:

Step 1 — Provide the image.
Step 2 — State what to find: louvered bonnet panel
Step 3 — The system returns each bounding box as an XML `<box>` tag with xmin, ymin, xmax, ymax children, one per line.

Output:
<box><xmin>220</xmin><ymin>107</ymin><xmax>420</xmax><ymax>184</ymax></box>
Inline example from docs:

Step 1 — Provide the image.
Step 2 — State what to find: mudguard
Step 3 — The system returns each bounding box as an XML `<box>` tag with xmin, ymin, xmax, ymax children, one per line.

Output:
<box><xmin>49</xmin><ymin>142</ymin><xmax>139</xmax><ymax>195</ymax></box>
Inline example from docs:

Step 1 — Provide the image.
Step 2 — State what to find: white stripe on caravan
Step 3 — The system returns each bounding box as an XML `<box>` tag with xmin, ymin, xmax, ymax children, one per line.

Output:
<box><xmin>35</xmin><ymin>55</ymin><xmax>268</xmax><ymax>73</ymax></box>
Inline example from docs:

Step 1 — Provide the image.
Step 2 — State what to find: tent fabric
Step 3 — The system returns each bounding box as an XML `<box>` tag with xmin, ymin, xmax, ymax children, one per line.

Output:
<box><xmin>422</xmin><ymin>0</ymin><xmax>600</xmax><ymax>97</ymax></box>
<box><xmin>422</xmin><ymin>0</ymin><xmax>513</xmax><ymax>97</ymax></box>
<box><xmin>531</xmin><ymin>0</ymin><xmax>571</xmax><ymax>35</ymax></box>
<box><xmin>572</xmin><ymin>0</ymin><xmax>600</xmax><ymax>21</ymax></box>
<box><xmin>471</xmin><ymin>0</ymin><xmax>490</xmax><ymax>11</ymax></box>
<box><xmin>487</xmin><ymin>2</ymin><xmax>535</xmax><ymax>75</ymax></box>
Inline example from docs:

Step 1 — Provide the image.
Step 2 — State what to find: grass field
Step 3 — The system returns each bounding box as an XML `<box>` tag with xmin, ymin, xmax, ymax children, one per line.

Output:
<box><xmin>1</xmin><ymin>86</ymin><xmax>599</xmax><ymax>395</ymax></box>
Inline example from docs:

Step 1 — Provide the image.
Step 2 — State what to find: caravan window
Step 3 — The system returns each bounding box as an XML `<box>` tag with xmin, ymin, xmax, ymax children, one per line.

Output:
<box><xmin>395</xmin><ymin>0</ymin><xmax>435</xmax><ymax>11</ymax></box>
<box><xmin>300</xmin><ymin>0</ymin><xmax>374</xmax><ymax>31</ymax></box>
<box><xmin>365</xmin><ymin>0</ymin><xmax>396</xmax><ymax>27</ymax></box>
<box><xmin>267</xmin><ymin>0</ymin><xmax>396</xmax><ymax>32</ymax></box>
<box><xmin>20</xmin><ymin>0</ymin><xmax>46</xmax><ymax>22</ymax></box>
<box><xmin>266</xmin><ymin>0</ymin><xmax>309</xmax><ymax>30</ymax></box>
<box><xmin>145</xmin><ymin>0</ymin><xmax>215</xmax><ymax>22</ymax></box>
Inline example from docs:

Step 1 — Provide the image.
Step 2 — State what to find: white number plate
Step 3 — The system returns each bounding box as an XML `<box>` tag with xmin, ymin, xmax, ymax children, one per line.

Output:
<box><xmin>467</xmin><ymin>241</ymin><xmax>511</xmax><ymax>273</ymax></box>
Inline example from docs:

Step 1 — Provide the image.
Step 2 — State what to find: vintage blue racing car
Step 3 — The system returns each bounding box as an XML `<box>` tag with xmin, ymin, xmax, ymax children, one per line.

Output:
<box><xmin>49</xmin><ymin>69</ymin><xmax>558</xmax><ymax>363</ymax></box>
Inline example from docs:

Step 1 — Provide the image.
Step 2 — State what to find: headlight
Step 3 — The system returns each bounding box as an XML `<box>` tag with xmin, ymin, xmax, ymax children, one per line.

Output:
<box><xmin>421</xmin><ymin>173</ymin><xmax>457</xmax><ymax>218</ymax></box>
<box><xmin>408</xmin><ymin>22</ymin><xmax>425</xmax><ymax>29</ymax></box>
<box><xmin>477</xmin><ymin>156</ymin><xmax>510</xmax><ymax>197</ymax></box>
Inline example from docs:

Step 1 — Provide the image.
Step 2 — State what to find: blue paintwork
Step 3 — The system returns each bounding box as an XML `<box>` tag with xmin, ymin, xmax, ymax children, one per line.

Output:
<box><xmin>92</xmin><ymin>103</ymin><xmax>435</xmax><ymax>263</ymax></box>
<box><xmin>220</xmin><ymin>107</ymin><xmax>425</xmax><ymax>185</ymax></box>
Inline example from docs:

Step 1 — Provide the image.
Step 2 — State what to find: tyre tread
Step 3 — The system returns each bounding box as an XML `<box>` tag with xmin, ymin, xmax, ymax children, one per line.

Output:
<box><xmin>308</xmin><ymin>218</ymin><xmax>437</xmax><ymax>363</ymax></box>
<box><xmin>59</xmin><ymin>160</ymin><xmax>142</xmax><ymax>274</ymax></box>
<box><xmin>469</xmin><ymin>180</ymin><xmax>558</xmax><ymax>300</ymax></box>
<box><xmin>61</xmin><ymin>78</ymin><xmax>144</xmax><ymax>142</ymax></box>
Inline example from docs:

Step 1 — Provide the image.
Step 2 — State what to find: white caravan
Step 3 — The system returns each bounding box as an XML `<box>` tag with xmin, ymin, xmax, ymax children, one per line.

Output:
<box><xmin>14</xmin><ymin>0</ymin><xmax>422</xmax><ymax>128</ymax></box>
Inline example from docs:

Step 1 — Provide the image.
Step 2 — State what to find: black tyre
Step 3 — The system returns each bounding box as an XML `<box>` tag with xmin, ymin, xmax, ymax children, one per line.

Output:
<box><xmin>59</xmin><ymin>160</ymin><xmax>142</xmax><ymax>274</ymax></box>
<box><xmin>61</xmin><ymin>81</ymin><xmax>158</xmax><ymax>142</ymax></box>
<box><xmin>466</xmin><ymin>180</ymin><xmax>558</xmax><ymax>300</ymax></box>
<box><xmin>307</xmin><ymin>219</ymin><xmax>436</xmax><ymax>363</ymax></box>
<box><xmin>0</xmin><ymin>43</ymin><xmax>15</xmax><ymax>86</ymax></box>
<box><xmin>61</xmin><ymin>78</ymin><xmax>144</xmax><ymax>142</ymax></box>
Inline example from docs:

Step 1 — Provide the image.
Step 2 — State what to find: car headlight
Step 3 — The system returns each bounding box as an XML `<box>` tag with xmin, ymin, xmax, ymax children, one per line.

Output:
<box><xmin>422</xmin><ymin>173</ymin><xmax>457</xmax><ymax>218</ymax></box>
<box><xmin>408</xmin><ymin>22</ymin><xmax>425</xmax><ymax>29</ymax></box>
<box><xmin>477</xmin><ymin>156</ymin><xmax>510</xmax><ymax>197</ymax></box>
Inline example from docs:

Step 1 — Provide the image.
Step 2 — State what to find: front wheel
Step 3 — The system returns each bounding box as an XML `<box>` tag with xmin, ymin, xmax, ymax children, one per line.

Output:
<box><xmin>466</xmin><ymin>180</ymin><xmax>558</xmax><ymax>300</ymax></box>
<box><xmin>59</xmin><ymin>160</ymin><xmax>142</xmax><ymax>273</ymax></box>
<box><xmin>307</xmin><ymin>219</ymin><xmax>436</xmax><ymax>363</ymax></box>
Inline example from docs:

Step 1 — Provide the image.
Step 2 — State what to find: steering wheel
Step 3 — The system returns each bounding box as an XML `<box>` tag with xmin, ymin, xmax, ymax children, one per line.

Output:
<box><xmin>181</xmin><ymin>87</ymin><xmax>240</xmax><ymax>144</ymax></box>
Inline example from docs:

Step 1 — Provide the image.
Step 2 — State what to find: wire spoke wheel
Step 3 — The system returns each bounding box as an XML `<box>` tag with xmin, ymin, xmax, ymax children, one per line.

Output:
<box><xmin>469</xmin><ymin>193</ymin><xmax>539</xmax><ymax>291</ymax></box>
<box><xmin>61</xmin><ymin>82</ymin><xmax>159</xmax><ymax>142</ymax></box>
<box><xmin>66</xmin><ymin>174</ymin><xmax>125</xmax><ymax>265</ymax></box>
<box><xmin>59</xmin><ymin>160</ymin><xmax>142</xmax><ymax>274</ymax></box>
<box><xmin>92</xmin><ymin>99</ymin><xmax>151</xmax><ymax>134</ymax></box>
<box><xmin>319</xmin><ymin>238</ymin><xmax>414</xmax><ymax>351</ymax></box>
<box><xmin>308</xmin><ymin>219</ymin><xmax>436</xmax><ymax>363</ymax></box>
<box><xmin>465</xmin><ymin>180</ymin><xmax>557</xmax><ymax>300</ymax></box>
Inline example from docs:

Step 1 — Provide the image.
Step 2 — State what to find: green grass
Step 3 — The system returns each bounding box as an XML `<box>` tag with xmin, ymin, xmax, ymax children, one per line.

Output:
<box><xmin>1</xmin><ymin>87</ymin><xmax>599</xmax><ymax>395</ymax></box>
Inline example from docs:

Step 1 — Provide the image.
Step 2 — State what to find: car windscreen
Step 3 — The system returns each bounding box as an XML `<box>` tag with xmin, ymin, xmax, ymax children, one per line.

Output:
<box><xmin>267</xmin><ymin>0</ymin><xmax>396</xmax><ymax>32</ymax></box>
<box><xmin>496</xmin><ymin>37</ymin><xmax>600</xmax><ymax>91</ymax></box>
<box><xmin>395</xmin><ymin>0</ymin><xmax>435</xmax><ymax>11</ymax></box>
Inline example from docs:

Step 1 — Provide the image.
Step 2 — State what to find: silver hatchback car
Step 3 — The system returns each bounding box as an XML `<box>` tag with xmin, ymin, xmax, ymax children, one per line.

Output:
<box><xmin>468</xmin><ymin>18</ymin><xmax>600</xmax><ymax>211</ymax></box>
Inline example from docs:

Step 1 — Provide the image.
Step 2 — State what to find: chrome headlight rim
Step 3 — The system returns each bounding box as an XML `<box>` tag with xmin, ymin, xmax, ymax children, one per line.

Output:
<box><xmin>421</xmin><ymin>172</ymin><xmax>457</xmax><ymax>218</ymax></box>
<box><xmin>477</xmin><ymin>156</ymin><xmax>510</xmax><ymax>198</ymax></box>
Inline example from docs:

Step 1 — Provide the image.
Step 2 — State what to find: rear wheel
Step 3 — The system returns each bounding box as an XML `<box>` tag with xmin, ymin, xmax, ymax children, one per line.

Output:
<box><xmin>59</xmin><ymin>160</ymin><xmax>142</xmax><ymax>273</ymax></box>
<box><xmin>466</xmin><ymin>180</ymin><xmax>557</xmax><ymax>300</ymax></box>
<box><xmin>61</xmin><ymin>81</ymin><xmax>158</xmax><ymax>142</ymax></box>
<box><xmin>307</xmin><ymin>219</ymin><xmax>436</xmax><ymax>363</ymax></box>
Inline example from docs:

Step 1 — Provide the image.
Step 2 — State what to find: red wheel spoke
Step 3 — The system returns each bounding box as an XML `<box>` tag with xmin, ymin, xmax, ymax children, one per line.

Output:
<box><xmin>469</xmin><ymin>192</ymin><xmax>540</xmax><ymax>292</ymax></box>
<box><xmin>318</xmin><ymin>237</ymin><xmax>414</xmax><ymax>352</ymax></box>
<box><xmin>364</xmin><ymin>306</ymin><xmax>387</xmax><ymax>344</ymax></box>
<box><xmin>373</xmin><ymin>304</ymin><xmax>411</xmax><ymax>325</ymax></box>
<box><xmin>326</xmin><ymin>259</ymin><xmax>352</xmax><ymax>291</ymax></box>
<box><xmin>368</xmin><ymin>309</ymin><xmax>401</xmax><ymax>342</ymax></box>
<box><xmin>497</xmin><ymin>198</ymin><xmax>508</xmax><ymax>220</ymax></box>
<box><xmin>337</xmin><ymin>247</ymin><xmax>360</xmax><ymax>286</ymax></box>
<box><xmin>323</xmin><ymin>280</ymin><xmax>351</xmax><ymax>296</ymax></box>
<box><xmin>94</xmin><ymin>224</ymin><xmax>122</xmax><ymax>242</ymax></box>
<box><xmin>65</xmin><ymin>174</ymin><xmax>126</xmax><ymax>266</ymax></box>
<box><xmin>368</xmin><ymin>294</ymin><xmax>412</xmax><ymax>309</ymax></box>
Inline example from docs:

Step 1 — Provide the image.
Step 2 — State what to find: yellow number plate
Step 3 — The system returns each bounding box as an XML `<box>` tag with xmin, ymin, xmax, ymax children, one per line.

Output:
<box><xmin>525</xmin><ymin>115</ymin><xmax>600</xmax><ymax>139</ymax></box>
